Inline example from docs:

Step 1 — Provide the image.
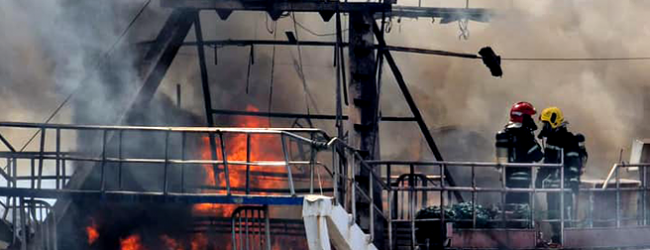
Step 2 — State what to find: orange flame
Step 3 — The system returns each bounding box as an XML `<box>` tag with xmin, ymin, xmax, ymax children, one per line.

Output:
<box><xmin>193</xmin><ymin>105</ymin><xmax>286</xmax><ymax>217</ymax></box>
<box><xmin>86</xmin><ymin>218</ymin><xmax>99</xmax><ymax>245</ymax></box>
<box><xmin>190</xmin><ymin>233</ymin><xmax>208</xmax><ymax>250</ymax></box>
<box><xmin>120</xmin><ymin>234</ymin><xmax>145</xmax><ymax>250</ymax></box>
<box><xmin>160</xmin><ymin>235</ymin><xmax>184</xmax><ymax>250</ymax></box>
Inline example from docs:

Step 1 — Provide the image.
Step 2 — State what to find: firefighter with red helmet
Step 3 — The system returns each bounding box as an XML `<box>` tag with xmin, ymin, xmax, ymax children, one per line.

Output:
<box><xmin>495</xmin><ymin>102</ymin><xmax>544</xmax><ymax>227</ymax></box>
<box><xmin>536</xmin><ymin>107</ymin><xmax>588</xmax><ymax>244</ymax></box>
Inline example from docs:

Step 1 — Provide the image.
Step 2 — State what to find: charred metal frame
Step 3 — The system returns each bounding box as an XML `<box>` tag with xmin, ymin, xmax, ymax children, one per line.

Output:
<box><xmin>3</xmin><ymin>122</ymin><xmax>650</xmax><ymax>249</ymax></box>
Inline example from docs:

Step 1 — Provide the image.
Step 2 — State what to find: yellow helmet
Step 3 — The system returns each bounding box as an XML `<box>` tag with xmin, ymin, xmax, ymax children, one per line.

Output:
<box><xmin>539</xmin><ymin>107</ymin><xmax>564</xmax><ymax>129</ymax></box>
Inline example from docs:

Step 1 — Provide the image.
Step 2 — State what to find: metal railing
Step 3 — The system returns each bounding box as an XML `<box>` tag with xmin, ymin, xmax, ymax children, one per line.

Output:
<box><xmin>0</xmin><ymin>122</ymin><xmax>332</xmax><ymax>199</ymax></box>
<box><xmin>366</xmin><ymin>160</ymin><xmax>565</xmax><ymax>249</ymax></box>
<box><xmin>231</xmin><ymin>206</ymin><xmax>271</xmax><ymax>250</ymax></box>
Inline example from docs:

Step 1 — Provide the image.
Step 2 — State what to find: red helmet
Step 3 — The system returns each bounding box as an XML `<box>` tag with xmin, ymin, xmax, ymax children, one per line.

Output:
<box><xmin>509</xmin><ymin>102</ymin><xmax>536</xmax><ymax>123</ymax></box>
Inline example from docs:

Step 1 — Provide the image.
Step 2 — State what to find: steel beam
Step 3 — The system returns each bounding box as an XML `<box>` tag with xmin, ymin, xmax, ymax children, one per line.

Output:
<box><xmin>179</xmin><ymin>39</ymin><xmax>479</xmax><ymax>59</ymax></box>
<box><xmin>160</xmin><ymin>0</ymin><xmax>493</xmax><ymax>21</ymax></box>
<box><xmin>127</xmin><ymin>9</ymin><xmax>196</xmax><ymax>114</ymax></box>
<box><xmin>212</xmin><ymin>108</ymin><xmax>415</xmax><ymax>121</ymax></box>
<box><xmin>0</xmin><ymin>187</ymin><xmax>304</xmax><ymax>205</ymax></box>
<box><xmin>49</xmin><ymin>9</ymin><xmax>196</xmax><ymax>226</ymax></box>
<box><xmin>348</xmin><ymin>12</ymin><xmax>385</xmax><ymax>249</ymax></box>
<box><xmin>161</xmin><ymin>0</ymin><xmax>388</xmax><ymax>13</ymax></box>
<box><xmin>372</xmin><ymin>19</ymin><xmax>464</xmax><ymax>202</ymax></box>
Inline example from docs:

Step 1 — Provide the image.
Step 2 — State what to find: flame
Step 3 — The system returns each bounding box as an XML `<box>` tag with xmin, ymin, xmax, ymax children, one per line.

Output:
<box><xmin>86</xmin><ymin>218</ymin><xmax>99</xmax><ymax>245</ymax></box>
<box><xmin>120</xmin><ymin>234</ymin><xmax>145</xmax><ymax>250</ymax></box>
<box><xmin>191</xmin><ymin>233</ymin><xmax>208</xmax><ymax>250</ymax></box>
<box><xmin>161</xmin><ymin>235</ymin><xmax>184</xmax><ymax>250</ymax></box>
<box><xmin>193</xmin><ymin>105</ymin><xmax>285</xmax><ymax>217</ymax></box>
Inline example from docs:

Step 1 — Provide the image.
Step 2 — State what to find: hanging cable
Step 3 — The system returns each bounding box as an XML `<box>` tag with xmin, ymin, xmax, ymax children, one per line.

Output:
<box><xmin>290</xmin><ymin>15</ymin><xmax>348</xmax><ymax>37</ymax></box>
<box><xmin>18</xmin><ymin>0</ymin><xmax>152</xmax><ymax>152</ymax></box>
<box><xmin>267</xmin><ymin>21</ymin><xmax>278</xmax><ymax>126</ymax></box>
<box><xmin>291</xmin><ymin>12</ymin><xmax>321</xmax><ymax>117</ymax></box>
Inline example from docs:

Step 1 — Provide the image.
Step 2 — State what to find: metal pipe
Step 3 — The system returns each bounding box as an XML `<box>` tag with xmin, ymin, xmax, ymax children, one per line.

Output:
<box><xmin>472</xmin><ymin>163</ymin><xmax>476</xmax><ymax>228</ymax></box>
<box><xmin>366</xmin><ymin>160</ymin><xmax>562</xmax><ymax>168</ymax></box>
<box><xmin>246</xmin><ymin>134</ymin><xmax>251</xmax><ymax>195</ymax></box>
<box><xmin>501</xmin><ymin>161</ymin><xmax>506</xmax><ymax>228</ymax></box>
<box><xmin>163</xmin><ymin>131</ymin><xmax>170</xmax><ymax>194</ymax></box>
<box><xmin>439</xmin><ymin>162</ymin><xmax>445</xmax><ymax>250</ymax></box>
<box><xmin>100</xmin><ymin>130</ymin><xmax>107</xmax><ymax>192</ymax></box>
<box><xmin>281</xmin><ymin>135</ymin><xmax>295</xmax><ymax>196</ymax></box>
<box><xmin>332</xmin><ymin>147</ymin><xmax>338</xmax><ymax>204</ymax></box>
<box><xmin>55</xmin><ymin>129</ymin><xmax>60</xmax><ymax>190</ymax></box>
<box><xmin>641</xmin><ymin>166</ymin><xmax>648</xmax><ymax>226</ymax></box>
<box><xmin>37</xmin><ymin>128</ymin><xmax>45</xmax><ymax>189</ymax></box>
<box><xmin>246</xmin><ymin>209</ymin><xmax>250</xmax><ymax>250</ymax></box>
<box><xmin>411</xmin><ymin>164</ymin><xmax>416</xmax><ymax>250</ymax></box>
<box><xmin>616</xmin><ymin>165</ymin><xmax>620</xmax><ymax>228</ymax></box>
<box><xmin>118</xmin><ymin>130</ymin><xmax>123</xmax><ymax>190</ymax></box>
<box><xmin>219</xmin><ymin>132</ymin><xmax>231</xmax><ymax>195</ymax></box>
<box><xmin>309</xmin><ymin>134</ymin><xmax>315</xmax><ymax>194</ymax></box>
<box><xmin>388</xmin><ymin>188</ymin><xmax>393</xmax><ymax>250</ymax></box>
<box><xmin>265</xmin><ymin>205</ymin><xmax>271</xmax><ymax>250</ymax></box>
<box><xmin>181</xmin><ymin>132</ymin><xmax>186</xmax><ymax>193</ymax></box>
<box><xmin>560</xmin><ymin>153</ymin><xmax>566</xmax><ymax>245</ymax></box>
<box><xmin>20</xmin><ymin>197</ymin><xmax>26</xmax><ymax>250</ymax></box>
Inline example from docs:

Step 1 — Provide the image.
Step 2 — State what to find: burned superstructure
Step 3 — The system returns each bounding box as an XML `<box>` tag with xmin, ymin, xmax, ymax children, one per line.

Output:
<box><xmin>2</xmin><ymin>0</ymin><xmax>650</xmax><ymax>250</ymax></box>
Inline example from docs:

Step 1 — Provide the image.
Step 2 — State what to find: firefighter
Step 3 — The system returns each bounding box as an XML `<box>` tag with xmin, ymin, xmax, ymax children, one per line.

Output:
<box><xmin>495</xmin><ymin>102</ymin><xmax>543</xmax><ymax>226</ymax></box>
<box><xmin>535</xmin><ymin>106</ymin><xmax>588</xmax><ymax>244</ymax></box>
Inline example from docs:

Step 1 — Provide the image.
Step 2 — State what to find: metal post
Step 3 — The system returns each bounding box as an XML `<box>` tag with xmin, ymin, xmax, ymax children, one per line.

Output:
<box><xmin>351</xmin><ymin>155</ymin><xmax>357</xmax><ymax>224</ymax></box>
<box><xmin>615</xmin><ymin>165</ymin><xmax>620</xmax><ymax>228</ymax></box>
<box><xmin>163</xmin><ymin>131</ymin><xmax>170</xmax><ymax>194</ymax></box>
<box><xmin>30</xmin><ymin>158</ymin><xmax>35</xmax><ymax>189</ymax></box>
<box><xmin>265</xmin><ymin>206</ymin><xmax>271</xmax><ymax>250</ymax></box>
<box><xmin>410</xmin><ymin>164</ymin><xmax>416</xmax><ymax>250</ymax></box>
<box><xmin>440</xmin><ymin>163</ymin><xmax>445</xmax><ymax>250</ymax></box>
<box><xmin>118</xmin><ymin>130</ymin><xmax>123</xmax><ymax>190</ymax></box>
<box><xmin>281</xmin><ymin>135</ymin><xmax>295</xmax><ymax>196</ymax></box>
<box><xmin>219</xmin><ymin>132</ymin><xmax>232</xmax><ymax>195</ymax></box>
<box><xmin>37</xmin><ymin>128</ymin><xmax>45</xmax><ymax>189</ymax></box>
<box><xmin>193</xmin><ymin>10</ymin><xmax>221</xmax><ymax>187</ymax></box>
<box><xmin>472</xmin><ymin>164</ymin><xmax>476</xmax><ymax>228</ymax></box>
<box><xmin>20</xmin><ymin>197</ymin><xmax>26</xmax><ymax>250</ymax></box>
<box><xmin>641</xmin><ymin>165</ymin><xmax>648</xmax><ymax>226</ymax></box>
<box><xmin>246</xmin><ymin>134</ymin><xmax>251</xmax><ymax>195</ymax></box>
<box><xmin>181</xmin><ymin>132</ymin><xmax>186</xmax><ymax>193</ymax></box>
<box><xmin>560</xmin><ymin>158</ymin><xmax>566</xmax><ymax>245</ymax></box>
<box><xmin>502</xmin><ymin>162</ymin><xmax>506</xmax><ymax>228</ymax></box>
<box><xmin>532</xmin><ymin>164</ymin><xmax>537</xmax><ymax>228</ymax></box>
<box><xmin>239</xmin><ymin>213</ymin><xmax>243</xmax><ymax>250</ymax></box>
<box><xmin>100</xmin><ymin>130</ymin><xmax>107</xmax><ymax>192</ymax></box>
<box><xmin>51</xmin><ymin>209</ymin><xmax>57</xmax><ymax>250</ymax></box>
<box><xmin>55</xmin><ymin>129</ymin><xmax>60</xmax><ymax>189</ymax></box>
<box><xmin>309</xmin><ymin>134</ymin><xmax>315</xmax><ymax>194</ymax></box>
<box><xmin>388</xmin><ymin>188</ymin><xmax>393</xmax><ymax>250</ymax></box>
<box><xmin>231</xmin><ymin>213</ymin><xmax>236</xmax><ymax>250</ymax></box>
<box><xmin>333</xmin><ymin>147</ymin><xmax>339</xmax><ymax>204</ymax></box>
<box><xmin>246</xmin><ymin>209</ymin><xmax>250</xmax><ymax>250</ymax></box>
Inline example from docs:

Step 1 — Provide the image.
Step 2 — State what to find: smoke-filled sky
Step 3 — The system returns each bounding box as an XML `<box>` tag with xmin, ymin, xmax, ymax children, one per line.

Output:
<box><xmin>1</xmin><ymin>0</ymin><xmax>650</xmax><ymax>178</ymax></box>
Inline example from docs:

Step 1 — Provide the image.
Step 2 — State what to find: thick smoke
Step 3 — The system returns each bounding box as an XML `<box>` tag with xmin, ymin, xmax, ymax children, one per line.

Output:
<box><xmin>378</xmin><ymin>0</ymin><xmax>650</xmax><ymax>178</ymax></box>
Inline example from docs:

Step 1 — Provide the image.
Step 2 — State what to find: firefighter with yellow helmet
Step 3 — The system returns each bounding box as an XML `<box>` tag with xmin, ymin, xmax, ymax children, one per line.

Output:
<box><xmin>536</xmin><ymin>106</ymin><xmax>588</xmax><ymax>244</ymax></box>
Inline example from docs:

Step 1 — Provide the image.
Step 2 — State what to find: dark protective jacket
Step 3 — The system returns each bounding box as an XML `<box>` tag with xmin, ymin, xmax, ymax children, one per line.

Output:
<box><xmin>496</xmin><ymin>123</ymin><xmax>544</xmax><ymax>182</ymax></box>
<box><xmin>536</xmin><ymin>126</ymin><xmax>588</xmax><ymax>190</ymax></box>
